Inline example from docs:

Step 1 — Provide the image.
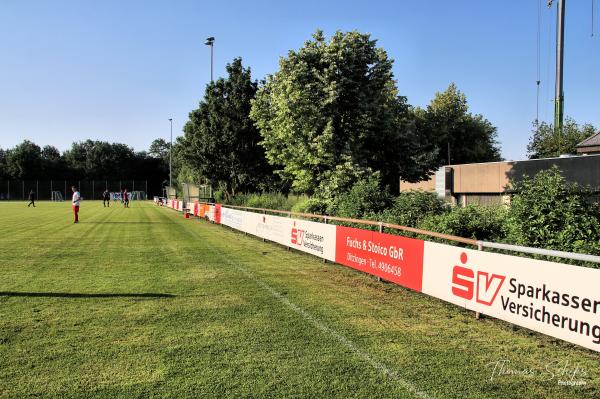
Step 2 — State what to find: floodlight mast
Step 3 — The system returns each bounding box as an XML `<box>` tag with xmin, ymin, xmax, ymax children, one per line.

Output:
<box><xmin>169</xmin><ymin>118</ymin><xmax>173</xmax><ymax>188</ymax></box>
<box><xmin>204</xmin><ymin>37</ymin><xmax>215</xmax><ymax>82</ymax></box>
<box><xmin>548</xmin><ymin>0</ymin><xmax>565</xmax><ymax>152</ymax></box>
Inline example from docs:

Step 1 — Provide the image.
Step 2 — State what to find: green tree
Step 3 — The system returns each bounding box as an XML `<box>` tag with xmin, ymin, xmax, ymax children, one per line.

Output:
<box><xmin>149</xmin><ymin>138</ymin><xmax>170</xmax><ymax>162</ymax></box>
<box><xmin>417</xmin><ymin>83</ymin><xmax>502</xmax><ymax>165</ymax></box>
<box><xmin>0</xmin><ymin>148</ymin><xmax>8</xmax><ymax>179</ymax></box>
<box><xmin>182</xmin><ymin>58</ymin><xmax>276</xmax><ymax>199</ymax></box>
<box><xmin>5</xmin><ymin>140</ymin><xmax>42</xmax><ymax>179</ymax></box>
<box><xmin>527</xmin><ymin>117</ymin><xmax>597</xmax><ymax>159</ymax></box>
<box><xmin>40</xmin><ymin>145</ymin><xmax>65</xmax><ymax>178</ymax></box>
<box><xmin>64</xmin><ymin>140</ymin><xmax>136</xmax><ymax>179</ymax></box>
<box><xmin>251</xmin><ymin>30</ymin><xmax>435</xmax><ymax>194</ymax></box>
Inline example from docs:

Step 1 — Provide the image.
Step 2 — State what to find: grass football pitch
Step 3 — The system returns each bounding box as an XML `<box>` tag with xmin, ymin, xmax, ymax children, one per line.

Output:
<box><xmin>0</xmin><ymin>201</ymin><xmax>598</xmax><ymax>398</ymax></box>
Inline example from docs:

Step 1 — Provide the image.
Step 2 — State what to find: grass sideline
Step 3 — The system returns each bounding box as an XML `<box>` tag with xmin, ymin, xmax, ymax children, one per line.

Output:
<box><xmin>0</xmin><ymin>201</ymin><xmax>598</xmax><ymax>398</ymax></box>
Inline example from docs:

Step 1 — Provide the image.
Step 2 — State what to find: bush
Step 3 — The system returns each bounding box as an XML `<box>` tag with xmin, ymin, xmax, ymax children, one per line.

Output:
<box><xmin>291</xmin><ymin>197</ymin><xmax>329</xmax><ymax>215</ymax></box>
<box><xmin>506</xmin><ymin>167</ymin><xmax>600</xmax><ymax>255</ymax></box>
<box><xmin>419</xmin><ymin>205</ymin><xmax>508</xmax><ymax>241</ymax></box>
<box><xmin>224</xmin><ymin>192</ymin><xmax>308</xmax><ymax>211</ymax></box>
<box><xmin>331</xmin><ymin>172</ymin><xmax>392</xmax><ymax>219</ymax></box>
<box><xmin>380</xmin><ymin>191</ymin><xmax>447</xmax><ymax>228</ymax></box>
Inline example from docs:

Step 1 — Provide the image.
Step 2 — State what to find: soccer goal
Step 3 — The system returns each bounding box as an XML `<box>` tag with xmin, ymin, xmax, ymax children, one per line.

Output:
<box><xmin>130</xmin><ymin>191</ymin><xmax>146</xmax><ymax>200</ymax></box>
<box><xmin>51</xmin><ymin>191</ymin><xmax>64</xmax><ymax>201</ymax></box>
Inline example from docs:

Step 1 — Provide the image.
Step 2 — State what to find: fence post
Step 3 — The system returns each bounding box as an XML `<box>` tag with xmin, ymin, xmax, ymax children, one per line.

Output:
<box><xmin>22</xmin><ymin>181</ymin><xmax>24</xmax><ymax>200</ymax></box>
<box><xmin>287</xmin><ymin>211</ymin><xmax>292</xmax><ymax>251</ymax></box>
<box><xmin>323</xmin><ymin>216</ymin><xmax>328</xmax><ymax>263</ymax></box>
<box><xmin>92</xmin><ymin>180</ymin><xmax>95</xmax><ymax>200</ymax></box>
<box><xmin>7</xmin><ymin>180</ymin><xmax>9</xmax><ymax>200</ymax></box>
<box><xmin>36</xmin><ymin>180</ymin><xmax>39</xmax><ymax>201</ymax></box>
<box><xmin>377</xmin><ymin>222</ymin><xmax>383</xmax><ymax>281</ymax></box>
<box><xmin>145</xmin><ymin>180</ymin><xmax>148</xmax><ymax>198</ymax></box>
<box><xmin>64</xmin><ymin>180</ymin><xmax>66</xmax><ymax>200</ymax></box>
<box><xmin>475</xmin><ymin>241</ymin><xmax>483</xmax><ymax>320</ymax></box>
<box><xmin>50</xmin><ymin>180</ymin><xmax>53</xmax><ymax>199</ymax></box>
<box><xmin>262</xmin><ymin>210</ymin><xmax>266</xmax><ymax>242</ymax></box>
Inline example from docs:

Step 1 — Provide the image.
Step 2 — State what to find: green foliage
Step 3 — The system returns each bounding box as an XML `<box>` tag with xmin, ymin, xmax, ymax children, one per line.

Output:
<box><xmin>224</xmin><ymin>192</ymin><xmax>308</xmax><ymax>212</ymax></box>
<box><xmin>416</xmin><ymin>83</ymin><xmax>502</xmax><ymax>166</ymax></box>
<box><xmin>380</xmin><ymin>191</ymin><xmax>447</xmax><ymax>228</ymax></box>
<box><xmin>0</xmin><ymin>139</ymin><xmax>168</xmax><ymax>181</ymax></box>
<box><xmin>251</xmin><ymin>30</ymin><xmax>435</xmax><ymax>194</ymax></box>
<box><xmin>330</xmin><ymin>172</ymin><xmax>392</xmax><ymax>219</ymax></box>
<box><xmin>0</xmin><ymin>148</ymin><xmax>7</xmax><ymax>179</ymax></box>
<box><xmin>182</xmin><ymin>58</ymin><xmax>276</xmax><ymax>200</ymax></box>
<box><xmin>4</xmin><ymin>140</ymin><xmax>42</xmax><ymax>179</ymax></box>
<box><xmin>291</xmin><ymin>197</ymin><xmax>329</xmax><ymax>215</ymax></box>
<box><xmin>527</xmin><ymin>117</ymin><xmax>597</xmax><ymax>159</ymax></box>
<box><xmin>419</xmin><ymin>205</ymin><xmax>508</xmax><ymax>241</ymax></box>
<box><xmin>506</xmin><ymin>167</ymin><xmax>600</xmax><ymax>255</ymax></box>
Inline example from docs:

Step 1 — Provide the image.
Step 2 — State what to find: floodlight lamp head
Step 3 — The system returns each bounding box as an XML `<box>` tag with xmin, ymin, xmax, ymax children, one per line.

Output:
<box><xmin>205</xmin><ymin>37</ymin><xmax>215</xmax><ymax>46</ymax></box>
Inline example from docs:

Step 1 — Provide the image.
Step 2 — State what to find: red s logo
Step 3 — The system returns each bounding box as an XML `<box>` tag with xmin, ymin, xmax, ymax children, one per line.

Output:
<box><xmin>451</xmin><ymin>253</ymin><xmax>505</xmax><ymax>306</ymax></box>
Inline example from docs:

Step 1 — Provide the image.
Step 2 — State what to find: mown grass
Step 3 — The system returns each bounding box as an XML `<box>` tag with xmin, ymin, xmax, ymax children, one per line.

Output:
<box><xmin>0</xmin><ymin>201</ymin><xmax>598</xmax><ymax>399</ymax></box>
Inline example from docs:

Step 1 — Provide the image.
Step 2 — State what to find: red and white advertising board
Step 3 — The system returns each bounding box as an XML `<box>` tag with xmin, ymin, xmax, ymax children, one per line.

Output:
<box><xmin>422</xmin><ymin>242</ymin><xmax>600</xmax><ymax>352</ymax></box>
<box><xmin>335</xmin><ymin>226</ymin><xmax>424</xmax><ymax>292</ymax></box>
<box><xmin>219</xmin><ymin>208</ymin><xmax>337</xmax><ymax>262</ymax></box>
<box><xmin>212</xmin><ymin>205</ymin><xmax>600</xmax><ymax>352</ymax></box>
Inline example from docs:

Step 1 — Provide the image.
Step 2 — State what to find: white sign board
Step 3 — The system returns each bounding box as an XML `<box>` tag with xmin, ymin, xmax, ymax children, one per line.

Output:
<box><xmin>220</xmin><ymin>208</ymin><xmax>337</xmax><ymax>262</ymax></box>
<box><xmin>422</xmin><ymin>242</ymin><xmax>600</xmax><ymax>352</ymax></box>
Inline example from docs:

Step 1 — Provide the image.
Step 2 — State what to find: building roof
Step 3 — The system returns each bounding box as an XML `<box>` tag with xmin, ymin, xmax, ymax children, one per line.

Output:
<box><xmin>576</xmin><ymin>131</ymin><xmax>600</xmax><ymax>148</ymax></box>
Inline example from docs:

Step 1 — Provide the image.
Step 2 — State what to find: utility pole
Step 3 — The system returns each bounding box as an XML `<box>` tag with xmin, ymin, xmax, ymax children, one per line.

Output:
<box><xmin>549</xmin><ymin>0</ymin><xmax>566</xmax><ymax>152</ymax></box>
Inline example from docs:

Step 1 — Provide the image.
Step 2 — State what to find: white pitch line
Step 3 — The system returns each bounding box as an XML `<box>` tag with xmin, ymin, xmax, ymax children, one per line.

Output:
<box><xmin>174</xmin><ymin>216</ymin><xmax>433</xmax><ymax>399</ymax></box>
<box><xmin>231</xmin><ymin>261</ymin><xmax>433</xmax><ymax>399</ymax></box>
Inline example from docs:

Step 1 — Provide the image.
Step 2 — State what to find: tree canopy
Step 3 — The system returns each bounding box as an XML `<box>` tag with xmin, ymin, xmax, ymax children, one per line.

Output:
<box><xmin>527</xmin><ymin>117</ymin><xmax>597</xmax><ymax>159</ymax></box>
<box><xmin>415</xmin><ymin>83</ymin><xmax>502</xmax><ymax>166</ymax></box>
<box><xmin>0</xmin><ymin>139</ymin><xmax>169</xmax><ymax>181</ymax></box>
<box><xmin>250</xmin><ymin>30</ymin><xmax>435</xmax><ymax>194</ymax></box>
<box><xmin>181</xmin><ymin>58</ymin><xmax>276</xmax><ymax>199</ymax></box>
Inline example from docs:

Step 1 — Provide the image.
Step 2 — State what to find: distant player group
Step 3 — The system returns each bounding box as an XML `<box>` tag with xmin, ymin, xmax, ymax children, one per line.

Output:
<box><xmin>26</xmin><ymin>186</ymin><xmax>131</xmax><ymax>223</ymax></box>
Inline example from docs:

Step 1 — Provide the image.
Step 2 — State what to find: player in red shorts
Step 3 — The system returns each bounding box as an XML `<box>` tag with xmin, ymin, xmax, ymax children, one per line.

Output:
<box><xmin>71</xmin><ymin>186</ymin><xmax>81</xmax><ymax>223</ymax></box>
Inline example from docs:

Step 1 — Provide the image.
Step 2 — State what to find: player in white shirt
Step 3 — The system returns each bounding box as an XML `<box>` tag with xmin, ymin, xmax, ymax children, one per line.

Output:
<box><xmin>71</xmin><ymin>186</ymin><xmax>81</xmax><ymax>223</ymax></box>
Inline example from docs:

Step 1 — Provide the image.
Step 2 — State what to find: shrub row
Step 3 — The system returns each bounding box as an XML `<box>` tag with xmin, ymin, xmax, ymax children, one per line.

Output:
<box><xmin>222</xmin><ymin>168</ymin><xmax>600</xmax><ymax>258</ymax></box>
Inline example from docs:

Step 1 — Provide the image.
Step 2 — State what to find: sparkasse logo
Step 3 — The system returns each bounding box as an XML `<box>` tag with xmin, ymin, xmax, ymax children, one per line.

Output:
<box><xmin>452</xmin><ymin>252</ymin><xmax>506</xmax><ymax>306</ymax></box>
<box><xmin>291</xmin><ymin>227</ymin><xmax>305</xmax><ymax>246</ymax></box>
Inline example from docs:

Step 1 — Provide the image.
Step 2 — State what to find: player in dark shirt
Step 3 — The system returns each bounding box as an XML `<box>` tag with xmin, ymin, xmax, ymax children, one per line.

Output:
<box><xmin>27</xmin><ymin>189</ymin><xmax>35</xmax><ymax>207</ymax></box>
<box><xmin>102</xmin><ymin>189</ymin><xmax>110</xmax><ymax>207</ymax></box>
<box><xmin>123</xmin><ymin>189</ymin><xmax>129</xmax><ymax>208</ymax></box>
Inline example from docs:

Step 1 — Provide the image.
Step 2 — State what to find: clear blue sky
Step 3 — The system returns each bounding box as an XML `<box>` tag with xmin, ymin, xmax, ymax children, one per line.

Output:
<box><xmin>1</xmin><ymin>0</ymin><xmax>598</xmax><ymax>161</ymax></box>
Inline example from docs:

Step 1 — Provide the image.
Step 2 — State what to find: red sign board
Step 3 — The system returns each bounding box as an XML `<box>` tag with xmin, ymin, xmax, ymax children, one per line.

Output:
<box><xmin>335</xmin><ymin>226</ymin><xmax>425</xmax><ymax>292</ymax></box>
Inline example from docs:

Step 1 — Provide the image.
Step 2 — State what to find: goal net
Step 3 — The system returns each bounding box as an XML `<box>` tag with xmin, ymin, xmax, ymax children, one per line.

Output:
<box><xmin>51</xmin><ymin>191</ymin><xmax>64</xmax><ymax>201</ymax></box>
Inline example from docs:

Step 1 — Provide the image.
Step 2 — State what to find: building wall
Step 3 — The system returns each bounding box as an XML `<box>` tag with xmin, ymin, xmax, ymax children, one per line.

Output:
<box><xmin>452</xmin><ymin>162</ymin><xmax>514</xmax><ymax>193</ymax></box>
<box><xmin>577</xmin><ymin>146</ymin><xmax>600</xmax><ymax>155</ymax></box>
<box><xmin>399</xmin><ymin>176</ymin><xmax>436</xmax><ymax>192</ymax></box>
<box><xmin>399</xmin><ymin>155</ymin><xmax>600</xmax><ymax>206</ymax></box>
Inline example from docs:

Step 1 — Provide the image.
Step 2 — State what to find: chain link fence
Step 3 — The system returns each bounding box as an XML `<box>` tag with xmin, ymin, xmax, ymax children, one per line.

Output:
<box><xmin>0</xmin><ymin>180</ymin><xmax>165</xmax><ymax>201</ymax></box>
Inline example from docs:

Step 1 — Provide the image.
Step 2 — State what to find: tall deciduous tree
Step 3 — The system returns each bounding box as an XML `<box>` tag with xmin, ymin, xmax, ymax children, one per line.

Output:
<box><xmin>0</xmin><ymin>148</ymin><xmax>8</xmax><ymax>179</ymax></box>
<box><xmin>182</xmin><ymin>58</ymin><xmax>276</xmax><ymax>199</ymax></box>
<box><xmin>5</xmin><ymin>140</ymin><xmax>42</xmax><ymax>179</ymax></box>
<box><xmin>417</xmin><ymin>83</ymin><xmax>502</xmax><ymax>166</ymax></box>
<box><xmin>250</xmin><ymin>30</ymin><xmax>435</xmax><ymax>194</ymax></box>
<box><xmin>527</xmin><ymin>117</ymin><xmax>596</xmax><ymax>159</ymax></box>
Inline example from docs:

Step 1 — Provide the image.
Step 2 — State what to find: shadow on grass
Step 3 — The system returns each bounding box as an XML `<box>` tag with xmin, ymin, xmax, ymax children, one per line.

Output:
<box><xmin>0</xmin><ymin>292</ymin><xmax>176</xmax><ymax>298</ymax></box>
<box><xmin>83</xmin><ymin>221</ymin><xmax>176</xmax><ymax>224</ymax></box>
